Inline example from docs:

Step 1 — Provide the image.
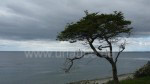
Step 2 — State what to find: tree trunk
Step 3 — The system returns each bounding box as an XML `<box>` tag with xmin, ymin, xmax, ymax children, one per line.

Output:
<box><xmin>111</xmin><ymin>62</ymin><xmax>119</xmax><ymax>84</ymax></box>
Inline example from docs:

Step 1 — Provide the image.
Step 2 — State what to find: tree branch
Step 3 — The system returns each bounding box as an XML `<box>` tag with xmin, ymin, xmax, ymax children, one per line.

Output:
<box><xmin>105</xmin><ymin>38</ymin><xmax>113</xmax><ymax>58</ymax></box>
<box><xmin>88</xmin><ymin>41</ymin><xmax>107</xmax><ymax>58</ymax></box>
<box><xmin>64</xmin><ymin>52</ymin><xmax>94</xmax><ymax>73</ymax></box>
<box><xmin>115</xmin><ymin>43</ymin><xmax>125</xmax><ymax>64</ymax></box>
<box><xmin>98</xmin><ymin>45</ymin><xmax>110</xmax><ymax>51</ymax></box>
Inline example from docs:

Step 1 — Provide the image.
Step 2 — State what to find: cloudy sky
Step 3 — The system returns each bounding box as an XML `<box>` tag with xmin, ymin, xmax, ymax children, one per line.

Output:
<box><xmin>0</xmin><ymin>0</ymin><xmax>150</xmax><ymax>51</ymax></box>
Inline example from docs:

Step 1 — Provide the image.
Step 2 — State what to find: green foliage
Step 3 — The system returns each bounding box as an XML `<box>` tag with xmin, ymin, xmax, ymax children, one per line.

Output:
<box><xmin>106</xmin><ymin>76</ymin><xmax>150</xmax><ymax>84</ymax></box>
<box><xmin>134</xmin><ymin>61</ymin><xmax>150</xmax><ymax>78</ymax></box>
<box><xmin>120</xmin><ymin>76</ymin><xmax>150</xmax><ymax>84</ymax></box>
<box><xmin>57</xmin><ymin>11</ymin><xmax>132</xmax><ymax>43</ymax></box>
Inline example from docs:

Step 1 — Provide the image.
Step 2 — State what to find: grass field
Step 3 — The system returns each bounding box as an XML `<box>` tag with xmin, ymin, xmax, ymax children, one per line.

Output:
<box><xmin>120</xmin><ymin>76</ymin><xmax>150</xmax><ymax>84</ymax></box>
<box><xmin>107</xmin><ymin>76</ymin><xmax>150</xmax><ymax>84</ymax></box>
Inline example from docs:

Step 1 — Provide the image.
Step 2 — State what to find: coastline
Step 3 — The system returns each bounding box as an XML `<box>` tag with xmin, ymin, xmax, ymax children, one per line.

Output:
<box><xmin>68</xmin><ymin>73</ymin><xmax>133</xmax><ymax>84</ymax></box>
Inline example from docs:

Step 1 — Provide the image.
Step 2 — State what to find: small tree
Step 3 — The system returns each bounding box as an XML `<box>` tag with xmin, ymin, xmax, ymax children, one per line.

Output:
<box><xmin>57</xmin><ymin>11</ymin><xmax>132</xmax><ymax>84</ymax></box>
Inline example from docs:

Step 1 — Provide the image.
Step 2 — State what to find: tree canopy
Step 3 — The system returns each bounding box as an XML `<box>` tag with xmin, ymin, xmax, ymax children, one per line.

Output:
<box><xmin>57</xmin><ymin>11</ymin><xmax>132</xmax><ymax>43</ymax></box>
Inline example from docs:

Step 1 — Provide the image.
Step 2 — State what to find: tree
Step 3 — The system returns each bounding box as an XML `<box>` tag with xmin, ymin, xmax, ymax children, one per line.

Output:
<box><xmin>57</xmin><ymin>11</ymin><xmax>132</xmax><ymax>84</ymax></box>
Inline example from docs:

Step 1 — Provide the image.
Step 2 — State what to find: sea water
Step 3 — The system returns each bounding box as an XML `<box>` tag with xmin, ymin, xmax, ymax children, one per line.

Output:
<box><xmin>0</xmin><ymin>51</ymin><xmax>149</xmax><ymax>84</ymax></box>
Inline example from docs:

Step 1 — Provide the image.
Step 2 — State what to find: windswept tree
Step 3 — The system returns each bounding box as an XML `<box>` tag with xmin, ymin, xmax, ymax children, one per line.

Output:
<box><xmin>57</xmin><ymin>11</ymin><xmax>132</xmax><ymax>84</ymax></box>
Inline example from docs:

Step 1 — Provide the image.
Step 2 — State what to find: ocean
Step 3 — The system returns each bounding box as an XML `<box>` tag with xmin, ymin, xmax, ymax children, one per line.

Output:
<box><xmin>0</xmin><ymin>51</ymin><xmax>150</xmax><ymax>84</ymax></box>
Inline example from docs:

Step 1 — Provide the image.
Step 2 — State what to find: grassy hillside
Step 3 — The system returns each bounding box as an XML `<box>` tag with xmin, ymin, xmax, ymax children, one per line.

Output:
<box><xmin>120</xmin><ymin>76</ymin><xmax>150</xmax><ymax>84</ymax></box>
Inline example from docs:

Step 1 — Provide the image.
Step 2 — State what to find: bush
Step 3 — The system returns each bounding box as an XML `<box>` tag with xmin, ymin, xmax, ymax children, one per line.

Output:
<box><xmin>134</xmin><ymin>61</ymin><xmax>150</xmax><ymax>78</ymax></box>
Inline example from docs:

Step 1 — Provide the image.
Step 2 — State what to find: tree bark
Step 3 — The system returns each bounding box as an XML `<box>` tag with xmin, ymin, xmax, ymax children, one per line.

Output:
<box><xmin>111</xmin><ymin>61</ymin><xmax>119</xmax><ymax>84</ymax></box>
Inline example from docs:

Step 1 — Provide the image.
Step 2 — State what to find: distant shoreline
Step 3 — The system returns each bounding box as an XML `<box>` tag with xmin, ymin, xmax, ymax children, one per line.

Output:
<box><xmin>68</xmin><ymin>73</ymin><xmax>133</xmax><ymax>84</ymax></box>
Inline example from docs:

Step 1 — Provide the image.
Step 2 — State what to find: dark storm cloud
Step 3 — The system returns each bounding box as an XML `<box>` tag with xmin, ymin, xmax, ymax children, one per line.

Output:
<box><xmin>0</xmin><ymin>0</ymin><xmax>150</xmax><ymax>40</ymax></box>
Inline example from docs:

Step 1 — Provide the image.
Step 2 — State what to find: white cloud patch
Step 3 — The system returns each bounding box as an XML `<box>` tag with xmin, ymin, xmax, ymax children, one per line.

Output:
<box><xmin>0</xmin><ymin>39</ymin><xmax>86</xmax><ymax>51</ymax></box>
<box><xmin>0</xmin><ymin>37</ymin><xmax>150</xmax><ymax>51</ymax></box>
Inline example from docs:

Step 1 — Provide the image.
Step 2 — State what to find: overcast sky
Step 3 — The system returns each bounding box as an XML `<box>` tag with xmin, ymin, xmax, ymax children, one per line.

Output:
<box><xmin>0</xmin><ymin>0</ymin><xmax>150</xmax><ymax>51</ymax></box>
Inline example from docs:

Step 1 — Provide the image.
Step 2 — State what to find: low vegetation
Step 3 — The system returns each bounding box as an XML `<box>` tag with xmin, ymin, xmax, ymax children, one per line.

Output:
<box><xmin>120</xmin><ymin>76</ymin><xmax>150</xmax><ymax>84</ymax></box>
<box><xmin>107</xmin><ymin>76</ymin><xmax>150</xmax><ymax>84</ymax></box>
<box><xmin>134</xmin><ymin>61</ymin><xmax>150</xmax><ymax>78</ymax></box>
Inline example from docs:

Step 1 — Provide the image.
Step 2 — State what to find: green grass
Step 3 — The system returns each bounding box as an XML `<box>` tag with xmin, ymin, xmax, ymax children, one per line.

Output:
<box><xmin>107</xmin><ymin>76</ymin><xmax>150</xmax><ymax>84</ymax></box>
<box><xmin>120</xmin><ymin>76</ymin><xmax>150</xmax><ymax>84</ymax></box>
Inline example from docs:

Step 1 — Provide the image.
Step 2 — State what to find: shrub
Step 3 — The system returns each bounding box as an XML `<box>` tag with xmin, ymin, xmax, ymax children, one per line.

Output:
<box><xmin>134</xmin><ymin>61</ymin><xmax>150</xmax><ymax>78</ymax></box>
